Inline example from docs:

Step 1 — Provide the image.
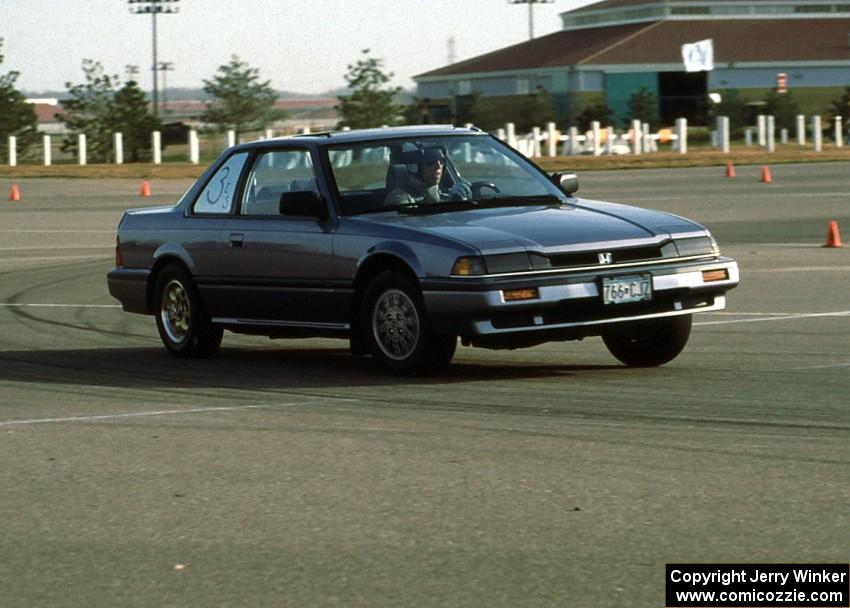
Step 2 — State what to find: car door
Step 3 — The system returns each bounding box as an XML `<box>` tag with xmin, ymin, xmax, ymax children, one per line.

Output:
<box><xmin>186</xmin><ymin>150</ymin><xmax>251</xmax><ymax>317</ymax></box>
<box><xmin>217</xmin><ymin>147</ymin><xmax>338</xmax><ymax>324</ymax></box>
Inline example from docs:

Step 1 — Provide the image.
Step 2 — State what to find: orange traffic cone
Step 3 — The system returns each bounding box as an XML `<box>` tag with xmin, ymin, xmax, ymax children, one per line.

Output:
<box><xmin>725</xmin><ymin>161</ymin><xmax>736</xmax><ymax>178</ymax></box>
<box><xmin>824</xmin><ymin>221</ymin><xmax>842</xmax><ymax>248</ymax></box>
<box><xmin>139</xmin><ymin>180</ymin><xmax>151</xmax><ymax>197</ymax></box>
<box><xmin>760</xmin><ymin>166</ymin><xmax>772</xmax><ymax>183</ymax></box>
<box><xmin>8</xmin><ymin>184</ymin><xmax>20</xmax><ymax>201</ymax></box>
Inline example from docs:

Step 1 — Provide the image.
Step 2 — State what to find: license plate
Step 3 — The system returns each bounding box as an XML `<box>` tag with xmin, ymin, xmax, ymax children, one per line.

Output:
<box><xmin>602</xmin><ymin>274</ymin><xmax>652</xmax><ymax>305</ymax></box>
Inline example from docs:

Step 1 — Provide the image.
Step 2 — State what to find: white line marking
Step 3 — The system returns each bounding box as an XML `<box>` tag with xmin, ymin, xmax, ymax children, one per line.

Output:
<box><xmin>748</xmin><ymin>267</ymin><xmax>850</xmax><ymax>273</ymax></box>
<box><xmin>0</xmin><ymin>303</ymin><xmax>121</xmax><ymax>308</ymax></box>
<box><xmin>0</xmin><ymin>403</ymin><xmax>292</xmax><ymax>427</ymax></box>
<box><xmin>791</xmin><ymin>362</ymin><xmax>850</xmax><ymax>370</ymax></box>
<box><xmin>0</xmin><ymin>229</ymin><xmax>115</xmax><ymax>234</ymax></box>
<box><xmin>0</xmin><ymin>245</ymin><xmax>111</xmax><ymax>251</ymax></box>
<box><xmin>0</xmin><ymin>255</ymin><xmax>106</xmax><ymax>262</ymax></box>
<box><xmin>696</xmin><ymin>310</ymin><xmax>850</xmax><ymax>326</ymax></box>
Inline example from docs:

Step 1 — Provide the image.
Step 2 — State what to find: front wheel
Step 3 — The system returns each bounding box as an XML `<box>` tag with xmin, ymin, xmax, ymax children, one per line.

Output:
<box><xmin>602</xmin><ymin>315</ymin><xmax>692</xmax><ymax>367</ymax></box>
<box><xmin>361</xmin><ymin>271</ymin><xmax>456</xmax><ymax>374</ymax></box>
<box><xmin>154</xmin><ymin>265</ymin><xmax>223</xmax><ymax>358</ymax></box>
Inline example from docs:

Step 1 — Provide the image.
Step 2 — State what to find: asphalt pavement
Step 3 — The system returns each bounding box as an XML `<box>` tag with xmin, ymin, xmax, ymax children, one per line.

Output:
<box><xmin>0</xmin><ymin>164</ymin><xmax>848</xmax><ymax>607</ymax></box>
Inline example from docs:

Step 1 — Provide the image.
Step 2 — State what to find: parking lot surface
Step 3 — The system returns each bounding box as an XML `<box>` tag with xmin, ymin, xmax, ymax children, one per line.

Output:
<box><xmin>1</xmin><ymin>164</ymin><xmax>848</xmax><ymax>607</ymax></box>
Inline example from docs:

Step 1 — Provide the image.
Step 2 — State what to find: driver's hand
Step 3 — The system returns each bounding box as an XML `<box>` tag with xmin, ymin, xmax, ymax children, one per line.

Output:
<box><xmin>447</xmin><ymin>180</ymin><xmax>472</xmax><ymax>201</ymax></box>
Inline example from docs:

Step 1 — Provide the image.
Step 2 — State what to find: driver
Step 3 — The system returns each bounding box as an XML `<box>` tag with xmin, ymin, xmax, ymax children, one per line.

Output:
<box><xmin>385</xmin><ymin>148</ymin><xmax>472</xmax><ymax>206</ymax></box>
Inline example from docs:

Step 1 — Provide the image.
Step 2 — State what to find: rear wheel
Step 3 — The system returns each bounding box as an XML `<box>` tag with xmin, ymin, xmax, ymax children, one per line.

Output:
<box><xmin>602</xmin><ymin>315</ymin><xmax>692</xmax><ymax>367</ymax></box>
<box><xmin>361</xmin><ymin>271</ymin><xmax>456</xmax><ymax>374</ymax></box>
<box><xmin>154</xmin><ymin>265</ymin><xmax>223</xmax><ymax>358</ymax></box>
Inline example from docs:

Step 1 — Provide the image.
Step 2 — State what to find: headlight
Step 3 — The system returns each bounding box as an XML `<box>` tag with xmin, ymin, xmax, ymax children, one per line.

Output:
<box><xmin>451</xmin><ymin>253</ymin><xmax>552</xmax><ymax>276</ymax></box>
<box><xmin>673</xmin><ymin>235</ymin><xmax>717</xmax><ymax>257</ymax></box>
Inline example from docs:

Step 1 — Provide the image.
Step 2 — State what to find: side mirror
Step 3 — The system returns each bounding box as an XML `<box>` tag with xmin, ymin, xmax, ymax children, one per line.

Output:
<box><xmin>279</xmin><ymin>191</ymin><xmax>328</xmax><ymax>220</ymax></box>
<box><xmin>552</xmin><ymin>172</ymin><xmax>579</xmax><ymax>195</ymax></box>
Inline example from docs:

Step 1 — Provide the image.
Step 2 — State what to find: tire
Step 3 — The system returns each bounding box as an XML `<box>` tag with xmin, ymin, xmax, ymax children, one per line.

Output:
<box><xmin>154</xmin><ymin>264</ymin><xmax>223</xmax><ymax>358</ymax></box>
<box><xmin>361</xmin><ymin>271</ymin><xmax>456</xmax><ymax>374</ymax></box>
<box><xmin>602</xmin><ymin>315</ymin><xmax>692</xmax><ymax>367</ymax></box>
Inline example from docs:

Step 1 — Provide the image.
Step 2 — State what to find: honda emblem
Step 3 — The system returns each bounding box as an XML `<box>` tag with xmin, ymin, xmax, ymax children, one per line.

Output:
<box><xmin>598</xmin><ymin>252</ymin><xmax>613</xmax><ymax>265</ymax></box>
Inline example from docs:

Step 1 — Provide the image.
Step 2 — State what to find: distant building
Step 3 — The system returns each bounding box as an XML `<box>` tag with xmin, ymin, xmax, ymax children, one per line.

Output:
<box><xmin>414</xmin><ymin>0</ymin><xmax>850</xmax><ymax>126</ymax></box>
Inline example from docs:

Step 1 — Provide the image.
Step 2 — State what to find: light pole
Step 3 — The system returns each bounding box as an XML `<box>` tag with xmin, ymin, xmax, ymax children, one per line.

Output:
<box><xmin>158</xmin><ymin>61</ymin><xmax>175</xmax><ymax>116</ymax></box>
<box><xmin>125</xmin><ymin>64</ymin><xmax>140</xmax><ymax>82</ymax></box>
<box><xmin>128</xmin><ymin>0</ymin><xmax>180</xmax><ymax>118</ymax></box>
<box><xmin>508</xmin><ymin>0</ymin><xmax>554</xmax><ymax>40</ymax></box>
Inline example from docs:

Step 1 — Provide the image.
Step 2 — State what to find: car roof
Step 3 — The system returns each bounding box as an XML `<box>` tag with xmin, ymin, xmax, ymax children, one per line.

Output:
<box><xmin>232</xmin><ymin>125</ymin><xmax>488</xmax><ymax>151</ymax></box>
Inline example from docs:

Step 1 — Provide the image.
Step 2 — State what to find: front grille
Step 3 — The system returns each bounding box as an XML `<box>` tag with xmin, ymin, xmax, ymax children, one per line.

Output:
<box><xmin>547</xmin><ymin>244</ymin><xmax>666</xmax><ymax>269</ymax></box>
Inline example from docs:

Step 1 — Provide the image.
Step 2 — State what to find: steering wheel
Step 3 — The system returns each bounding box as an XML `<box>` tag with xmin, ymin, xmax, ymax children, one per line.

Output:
<box><xmin>470</xmin><ymin>181</ymin><xmax>501</xmax><ymax>197</ymax></box>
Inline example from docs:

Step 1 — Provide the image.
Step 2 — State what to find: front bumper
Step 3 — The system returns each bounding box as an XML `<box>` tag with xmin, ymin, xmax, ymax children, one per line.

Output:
<box><xmin>422</xmin><ymin>257</ymin><xmax>739</xmax><ymax>347</ymax></box>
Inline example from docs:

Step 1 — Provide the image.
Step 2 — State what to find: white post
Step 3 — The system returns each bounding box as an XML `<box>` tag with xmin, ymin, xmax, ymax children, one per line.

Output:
<box><xmin>506</xmin><ymin>122</ymin><xmax>516</xmax><ymax>148</ymax></box>
<box><xmin>606</xmin><ymin>127</ymin><xmax>615</xmax><ymax>155</ymax></box>
<box><xmin>766</xmin><ymin>115</ymin><xmax>775</xmax><ymax>153</ymax></box>
<box><xmin>8</xmin><ymin>136</ymin><xmax>17</xmax><ymax>167</ymax></box>
<box><xmin>43</xmin><ymin>135</ymin><xmax>52</xmax><ymax>166</ymax></box>
<box><xmin>780</xmin><ymin>128</ymin><xmax>788</xmax><ymax>145</ymax></box>
<box><xmin>496</xmin><ymin>128</ymin><xmax>506</xmax><ymax>141</ymax></box>
<box><xmin>745</xmin><ymin>128</ymin><xmax>753</xmax><ymax>146</ymax></box>
<box><xmin>341</xmin><ymin>126</ymin><xmax>351</xmax><ymax>132</ymax></box>
<box><xmin>114</xmin><ymin>132</ymin><xmax>124</xmax><ymax>164</ymax></box>
<box><xmin>642</xmin><ymin>122</ymin><xmax>652</xmax><ymax>153</ymax></box>
<box><xmin>265</xmin><ymin>128</ymin><xmax>274</xmax><ymax>139</ymax></box>
<box><xmin>717</xmin><ymin>116</ymin><xmax>730</xmax><ymax>153</ymax></box>
<box><xmin>531</xmin><ymin>126</ymin><xmax>541</xmax><ymax>158</ymax></box>
<box><xmin>757</xmin><ymin>114</ymin><xmax>766</xmax><ymax>147</ymax></box>
<box><xmin>78</xmin><ymin>134</ymin><xmax>87</xmax><ymax>165</ymax></box>
<box><xmin>631</xmin><ymin>119</ymin><xmax>642</xmax><ymax>155</ymax></box>
<box><xmin>590</xmin><ymin>121</ymin><xmax>601</xmax><ymax>156</ymax></box>
<box><xmin>675</xmin><ymin>118</ymin><xmax>687</xmax><ymax>154</ymax></box>
<box><xmin>152</xmin><ymin>131</ymin><xmax>161</xmax><ymax>165</ymax></box>
<box><xmin>189</xmin><ymin>130</ymin><xmax>200</xmax><ymax>164</ymax></box>
<box><xmin>568</xmin><ymin>126</ymin><xmax>578</xmax><ymax>156</ymax></box>
<box><xmin>464</xmin><ymin>122</ymin><xmax>473</xmax><ymax>130</ymax></box>
<box><xmin>546</xmin><ymin>122</ymin><xmax>557</xmax><ymax>157</ymax></box>
<box><xmin>302</xmin><ymin>126</ymin><xmax>312</xmax><ymax>134</ymax></box>
<box><xmin>834</xmin><ymin>116</ymin><xmax>843</xmax><ymax>147</ymax></box>
<box><xmin>226</xmin><ymin>129</ymin><xmax>236</xmax><ymax>149</ymax></box>
<box><xmin>796</xmin><ymin>114</ymin><xmax>806</xmax><ymax>146</ymax></box>
<box><xmin>812</xmin><ymin>116</ymin><xmax>822</xmax><ymax>152</ymax></box>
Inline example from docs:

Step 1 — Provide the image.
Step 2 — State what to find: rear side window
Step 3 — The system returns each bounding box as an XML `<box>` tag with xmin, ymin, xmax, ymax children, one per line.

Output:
<box><xmin>193</xmin><ymin>152</ymin><xmax>249</xmax><ymax>215</ymax></box>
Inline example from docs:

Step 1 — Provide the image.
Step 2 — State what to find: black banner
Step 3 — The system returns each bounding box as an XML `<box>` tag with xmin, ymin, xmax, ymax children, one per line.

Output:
<box><xmin>666</xmin><ymin>564</ymin><xmax>849</xmax><ymax>607</ymax></box>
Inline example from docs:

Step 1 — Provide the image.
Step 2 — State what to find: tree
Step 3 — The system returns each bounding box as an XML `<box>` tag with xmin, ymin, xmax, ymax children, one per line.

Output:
<box><xmin>709</xmin><ymin>89</ymin><xmax>748</xmax><ymax>136</ymax></box>
<box><xmin>763</xmin><ymin>90</ymin><xmax>800</xmax><ymax>131</ymax></box>
<box><xmin>829</xmin><ymin>86</ymin><xmax>850</xmax><ymax>129</ymax></box>
<box><xmin>336</xmin><ymin>49</ymin><xmax>402</xmax><ymax>129</ymax></box>
<box><xmin>202</xmin><ymin>56</ymin><xmax>284</xmax><ymax>136</ymax></box>
<box><xmin>0</xmin><ymin>38</ymin><xmax>39</xmax><ymax>162</ymax></box>
<box><xmin>60</xmin><ymin>60</ymin><xmax>121</xmax><ymax>162</ymax></box>
<box><xmin>110</xmin><ymin>80</ymin><xmax>158</xmax><ymax>162</ymax></box>
<box><xmin>577</xmin><ymin>103</ymin><xmax>613</xmax><ymax>132</ymax></box>
<box><xmin>625</xmin><ymin>87</ymin><xmax>659</xmax><ymax>129</ymax></box>
<box><xmin>60</xmin><ymin>60</ymin><xmax>160</xmax><ymax>163</ymax></box>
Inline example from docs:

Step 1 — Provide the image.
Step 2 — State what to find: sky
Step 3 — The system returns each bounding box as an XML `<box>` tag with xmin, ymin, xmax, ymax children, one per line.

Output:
<box><xmin>2</xmin><ymin>0</ymin><xmax>597</xmax><ymax>96</ymax></box>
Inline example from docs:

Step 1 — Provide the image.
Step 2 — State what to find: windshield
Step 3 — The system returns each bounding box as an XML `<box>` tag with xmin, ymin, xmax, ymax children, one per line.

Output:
<box><xmin>327</xmin><ymin>135</ymin><xmax>565</xmax><ymax>216</ymax></box>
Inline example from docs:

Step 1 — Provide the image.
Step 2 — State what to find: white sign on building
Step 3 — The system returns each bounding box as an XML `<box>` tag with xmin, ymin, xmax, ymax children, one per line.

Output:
<box><xmin>682</xmin><ymin>39</ymin><xmax>714</xmax><ymax>72</ymax></box>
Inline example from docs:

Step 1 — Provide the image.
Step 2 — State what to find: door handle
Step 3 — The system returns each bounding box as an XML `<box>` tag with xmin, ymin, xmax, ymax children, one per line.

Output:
<box><xmin>229</xmin><ymin>233</ymin><xmax>244</xmax><ymax>248</ymax></box>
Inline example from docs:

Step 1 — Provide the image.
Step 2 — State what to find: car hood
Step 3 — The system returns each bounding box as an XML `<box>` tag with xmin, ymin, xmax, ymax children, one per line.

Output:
<box><xmin>368</xmin><ymin>199</ymin><xmax>705</xmax><ymax>254</ymax></box>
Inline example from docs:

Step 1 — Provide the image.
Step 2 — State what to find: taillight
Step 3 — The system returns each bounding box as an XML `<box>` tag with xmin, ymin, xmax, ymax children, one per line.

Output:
<box><xmin>115</xmin><ymin>236</ymin><xmax>123</xmax><ymax>267</ymax></box>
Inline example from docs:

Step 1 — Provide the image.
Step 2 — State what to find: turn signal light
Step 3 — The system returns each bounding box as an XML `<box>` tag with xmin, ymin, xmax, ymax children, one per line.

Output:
<box><xmin>702</xmin><ymin>269</ymin><xmax>728</xmax><ymax>282</ymax></box>
<box><xmin>115</xmin><ymin>237</ymin><xmax>123</xmax><ymax>267</ymax></box>
<box><xmin>502</xmin><ymin>288</ymin><xmax>539</xmax><ymax>302</ymax></box>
